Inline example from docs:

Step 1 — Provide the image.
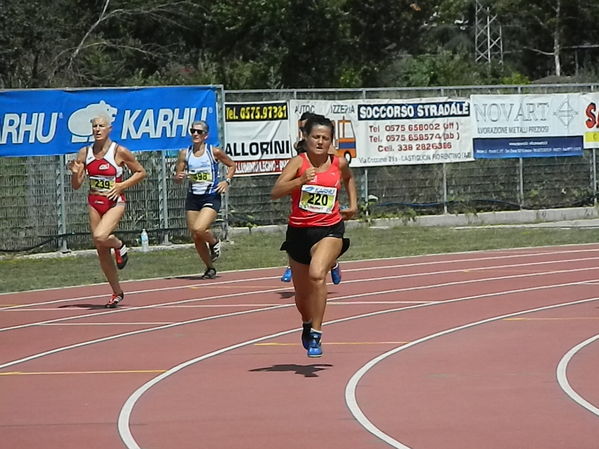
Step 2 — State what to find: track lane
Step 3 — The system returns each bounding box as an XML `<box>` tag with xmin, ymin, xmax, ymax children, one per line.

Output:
<box><xmin>1</xmin><ymin>245</ymin><xmax>599</xmax><ymax>449</ymax></box>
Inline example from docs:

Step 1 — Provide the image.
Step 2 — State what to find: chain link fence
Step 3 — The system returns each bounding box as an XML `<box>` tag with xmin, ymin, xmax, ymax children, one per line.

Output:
<box><xmin>1</xmin><ymin>84</ymin><xmax>598</xmax><ymax>253</ymax></box>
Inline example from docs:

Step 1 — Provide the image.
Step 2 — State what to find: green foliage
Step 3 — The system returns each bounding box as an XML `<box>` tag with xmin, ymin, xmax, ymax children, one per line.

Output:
<box><xmin>500</xmin><ymin>72</ymin><xmax>530</xmax><ymax>85</ymax></box>
<box><xmin>388</xmin><ymin>51</ymin><xmax>483</xmax><ymax>87</ymax></box>
<box><xmin>1</xmin><ymin>0</ymin><xmax>598</xmax><ymax>89</ymax></box>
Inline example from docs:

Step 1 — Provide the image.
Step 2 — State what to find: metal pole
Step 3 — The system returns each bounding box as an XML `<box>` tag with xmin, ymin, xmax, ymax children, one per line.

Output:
<box><xmin>593</xmin><ymin>149</ymin><xmax>597</xmax><ymax>206</ymax></box>
<box><xmin>363</xmin><ymin>168</ymin><xmax>369</xmax><ymax>217</ymax></box>
<box><xmin>519</xmin><ymin>157</ymin><xmax>524</xmax><ymax>208</ymax></box>
<box><xmin>217</xmin><ymin>85</ymin><xmax>229</xmax><ymax>240</ymax></box>
<box><xmin>57</xmin><ymin>154</ymin><xmax>69</xmax><ymax>252</ymax></box>
<box><xmin>159</xmin><ymin>151</ymin><xmax>170</xmax><ymax>245</ymax></box>
<box><xmin>442</xmin><ymin>163</ymin><xmax>448</xmax><ymax>214</ymax></box>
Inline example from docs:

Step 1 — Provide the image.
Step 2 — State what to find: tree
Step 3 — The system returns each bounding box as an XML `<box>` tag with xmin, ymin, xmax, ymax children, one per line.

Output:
<box><xmin>494</xmin><ymin>0</ymin><xmax>599</xmax><ymax>79</ymax></box>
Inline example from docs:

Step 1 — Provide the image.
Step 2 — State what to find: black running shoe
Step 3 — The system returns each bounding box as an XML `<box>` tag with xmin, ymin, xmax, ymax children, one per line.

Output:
<box><xmin>201</xmin><ymin>267</ymin><xmax>217</xmax><ymax>279</ymax></box>
<box><xmin>115</xmin><ymin>243</ymin><xmax>128</xmax><ymax>269</ymax></box>
<box><xmin>209</xmin><ymin>239</ymin><xmax>221</xmax><ymax>262</ymax></box>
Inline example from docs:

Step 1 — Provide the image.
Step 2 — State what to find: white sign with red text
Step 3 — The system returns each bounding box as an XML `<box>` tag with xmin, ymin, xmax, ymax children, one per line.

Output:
<box><xmin>581</xmin><ymin>93</ymin><xmax>599</xmax><ymax>149</ymax></box>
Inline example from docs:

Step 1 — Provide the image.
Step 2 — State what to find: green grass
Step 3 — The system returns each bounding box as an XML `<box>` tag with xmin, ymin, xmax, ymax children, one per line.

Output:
<box><xmin>2</xmin><ymin>225</ymin><xmax>599</xmax><ymax>293</ymax></box>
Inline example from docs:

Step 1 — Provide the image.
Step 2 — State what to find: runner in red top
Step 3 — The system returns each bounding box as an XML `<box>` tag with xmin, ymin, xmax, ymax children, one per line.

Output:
<box><xmin>68</xmin><ymin>114</ymin><xmax>146</xmax><ymax>308</ymax></box>
<box><xmin>279</xmin><ymin>112</ymin><xmax>343</xmax><ymax>284</ymax></box>
<box><xmin>271</xmin><ymin>114</ymin><xmax>357</xmax><ymax>357</ymax></box>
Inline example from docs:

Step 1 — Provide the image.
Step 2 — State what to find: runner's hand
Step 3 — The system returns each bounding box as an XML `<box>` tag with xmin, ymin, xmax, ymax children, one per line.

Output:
<box><xmin>215</xmin><ymin>180</ymin><xmax>229</xmax><ymax>193</ymax></box>
<box><xmin>301</xmin><ymin>167</ymin><xmax>316</xmax><ymax>184</ymax></box>
<box><xmin>106</xmin><ymin>183</ymin><xmax>124</xmax><ymax>200</ymax></box>
<box><xmin>340</xmin><ymin>207</ymin><xmax>357</xmax><ymax>221</ymax></box>
<box><xmin>68</xmin><ymin>160</ymin><xmax>84</xmax><ymax>175</ymax></box>
<box><xmin>173</xmin><ymin>171</ymin><xmax>186</xmax><ymax>184</ymax></box>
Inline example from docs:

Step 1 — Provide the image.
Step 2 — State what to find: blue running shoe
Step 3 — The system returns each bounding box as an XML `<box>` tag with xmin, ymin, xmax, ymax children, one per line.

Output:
<box><xmin>331</xmin><ymin>263</ymin><xmax>341</xmax><ymax>285</ymax></box>
<box><xmin>301</xmin><ymin>322</ymin><xmax>312</xmax><ymax>349</ymax></box>
<box><xmin>307</xmin><ymin>331</ymin><xmax>323</xmax><ymax>358</ymax></box>
<box><xmin>281</xmin><ymin>266</ymin><xmax>292</xmax><ymax>282</ymax></box>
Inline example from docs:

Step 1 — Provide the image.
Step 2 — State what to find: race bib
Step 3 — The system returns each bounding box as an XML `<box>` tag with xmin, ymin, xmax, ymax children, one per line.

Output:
<box><xmin>299</xmin><ymin>184</ymin><xmax>337</xmax><ymax>214</ymax></box>
<box><xmin>188</xmin><ymin>171</ymin><xmax>213</xmax><ymax>184</ymax></box>
<box><xmin>89</xmin><ymin>176</ymin><xmax>115</xmax><ymax>192</ymax></box>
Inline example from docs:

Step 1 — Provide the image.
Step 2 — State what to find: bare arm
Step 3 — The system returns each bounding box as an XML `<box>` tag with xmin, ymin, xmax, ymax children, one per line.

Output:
<box><xmin>213</xmin><ymin>147</ymin><xmax>236</xmax><ymax>193</ymax></box>
<box><xmin>173</xmin><ymin>149</ymin><xmax>187</xmax><ymax>184</ymax></box>
<box><xmin>339</xmin><ymin>157</ymin><xmax>358</xmax><ymax>220</ymax></box>
<box><xmin>270</xmin><ymin>156</ymin><xmax>313</xmax><ymax>200</ymax></box>
<box><xmin>68</xmin><ymin>148</ymin><xmax>87</xmax><ymax>190</ymax></box>
<box><xmin>109</xmin><ymin>146</ymin><xmax>146</xmax><ymax>200</ymax></box>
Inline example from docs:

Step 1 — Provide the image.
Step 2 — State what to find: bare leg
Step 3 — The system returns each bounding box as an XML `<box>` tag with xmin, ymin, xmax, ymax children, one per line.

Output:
<box><xmin>289</xmin><ymin>259</ymin><xmax>312</xmax><ymax>322</ymax></box>
<box><xmin>88</xmin><ymin>205</ymin><xmax>126</xmax><ymax>295</ymax></box>
<box><xmin>288</xmin><ymin>237</ymin><xmax>342</xmax><ymax>330</ymax></box>
<box><xmin>186</xmin><ymin>208</ymin><xmax>218</xmax><ymax>269</ymax></box>
<box><xmin>307</xmin><ymin>237</ymin><xmax>342</xmax><ymax>330</ymax></box>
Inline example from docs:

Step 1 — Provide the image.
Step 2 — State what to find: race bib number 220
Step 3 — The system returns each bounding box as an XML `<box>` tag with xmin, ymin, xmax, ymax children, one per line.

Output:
<box><xmin>299</xmin><ymin>185</ymin><xmax>337</xmax><ymax>214</ymax></box>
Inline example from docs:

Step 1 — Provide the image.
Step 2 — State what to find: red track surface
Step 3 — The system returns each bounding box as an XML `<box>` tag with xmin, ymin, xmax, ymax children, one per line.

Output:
<box><xmin>1</xmin><ymin>244</ymin><xmax>599</xmax><ymax>449</ymax></box>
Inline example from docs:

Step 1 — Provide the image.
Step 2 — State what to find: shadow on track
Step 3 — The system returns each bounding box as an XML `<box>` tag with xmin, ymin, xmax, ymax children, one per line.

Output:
<box><xmin>249</xmin><ymin>363</ymin><xmax>333</xmax><ymax>378</ymax></box>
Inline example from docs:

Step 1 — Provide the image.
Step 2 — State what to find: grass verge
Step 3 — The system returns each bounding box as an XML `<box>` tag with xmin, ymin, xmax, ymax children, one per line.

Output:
<box><xmin>2</xmin><ymin>225</ymin><xmax>599</xmax><ymax>293</ymax></box>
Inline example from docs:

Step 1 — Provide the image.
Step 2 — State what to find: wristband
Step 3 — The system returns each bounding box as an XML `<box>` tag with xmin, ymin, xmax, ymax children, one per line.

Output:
<box><xmin>225</xmin><ymin>178</ymin><xmax>232</xmax><ymax>185</ymax></box>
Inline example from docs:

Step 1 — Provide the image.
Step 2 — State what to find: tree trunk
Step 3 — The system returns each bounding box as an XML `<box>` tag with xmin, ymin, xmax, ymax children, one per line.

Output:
<box><xmin>553</xmin><ymin>0</ymin><xmax>561</xmax><ymax>76</ymax></box>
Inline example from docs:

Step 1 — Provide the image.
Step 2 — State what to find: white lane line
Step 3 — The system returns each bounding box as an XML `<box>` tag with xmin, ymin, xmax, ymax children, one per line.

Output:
<box><xmin>344</xmin><ymin>297</ymin><xmax>599</xmax><ymax>449</ymax></box>
<box><xmin>556</xmin><ymin>334</ymin><xmax>599</xmax><ymax>416</ymax></box>
<box><xmin>117</xmin><ymin>294</ymin><xmax>599</xmax><ymax>449</ymax></box>
<box><xmin>0</xmin><ymin>303</ymin><xmax>289</xmax><ymax>370</ymax></box>
<box><xmin>3</xmin><ymin>267</ymin><xmax>599</xmax><ymax>370</ymax></box>
<box><xmin>3</xmin><ymin>254</ymin><xmax>599</xmax><ymax>333</ymax></box>
<box><xmin>0</xmin><ymin>285</ymin><xmax>290</xmax><ymax>332</ymax></box>
<box><xmin>117</xmin><ymin>329</ymin><xmax>299</xmax><ymax>449</ymax></box>
<box><xmin>42</xmin><ymin>322</ymin><xmax>174</xmax><ymax>326</ymax></box>
<box><xmin>1</xmin><ymin>270</ymin><xmax>589</xmax><ymax>370</ymax></box>
<box><xmin>4</xmin><ymin>246</ymin><xmax>599</xmax><ymax>308</ymax></box>
<box><xmin>0</xmin><ymin>274</ymin><xmax>287</xmax><ymax>310</ymax></box>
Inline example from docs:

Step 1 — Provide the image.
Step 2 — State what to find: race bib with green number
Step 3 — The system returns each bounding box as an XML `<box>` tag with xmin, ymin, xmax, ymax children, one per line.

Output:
<box><xmin>188</xmin><ymin>171</ymin><xmax>213</xmax><ymax>183</ymax></box>
<box><xmin>299</xmin><ymin>184</ymin><xmax>337</xmax><ymax>214</ymax></box>
<box><xmin>89</xmin><ymin>176</ymin><xmax>115</xmax><ymax>192</ymax></box>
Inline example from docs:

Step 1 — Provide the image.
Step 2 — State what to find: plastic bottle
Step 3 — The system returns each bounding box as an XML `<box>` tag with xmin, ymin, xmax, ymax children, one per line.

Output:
<box><xmin>140</xmin><ymin>229</ymin><xmax>149</xmax><ymax>252</ymax></box>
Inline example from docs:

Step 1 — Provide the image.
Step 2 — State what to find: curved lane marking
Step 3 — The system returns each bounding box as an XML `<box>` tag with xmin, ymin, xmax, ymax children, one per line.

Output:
<box><xmin>344</xmin><ymin>297</ymin><xmax>599</xmax><ymax>449</ymax></box>
<box><xmin>557</xmin><ymin>334</ymin><xmax>599</xmax><ymax>416</ymax></box>
<box><xmin>2</xmin><ymin>254</ymin><xmax>599</xmax><ymax>333</ymax></box>
<box><xmin>3</xmin><ymin>246</ymin><xmax>598</xmax><ymax>307</ymax></box>
<box><xmin>118</xmin><ymin>295</ymin><xmax>599</xmax><ymax>449</ymax></box>
<box><xmin>1</xmin><ymin>272</ymin><xmax>596</xmax><ymax>370</ymax></box>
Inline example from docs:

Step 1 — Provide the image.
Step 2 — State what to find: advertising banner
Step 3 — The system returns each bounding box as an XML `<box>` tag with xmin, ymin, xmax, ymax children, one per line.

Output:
<box><xmin>581</xmin><ymin>93</ymin><xmax>599</xmax><ymax>149</ymax></box>
<box><xmin>471</xmin><ymin>93</ymin><xmax>583</xmax><ymax>158</ymax></box>
<box><xmin>289</xmin><ymin>98</ymin><xmax>474</xmax><ymax>167</ymax></box>
<box><xmin>0</xmin><ymin>86</ymin><xmax>220</xmax><ymax>157</ymax></box>
<box><xmin>224</xmin><ymin>101</ymin><xmax>292</xmax><ymax>176</ymax></box>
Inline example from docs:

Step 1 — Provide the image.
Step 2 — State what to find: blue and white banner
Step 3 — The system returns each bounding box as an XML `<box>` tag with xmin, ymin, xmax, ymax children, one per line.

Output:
<box><xmin>0</xmin><ymin>86</ymin><xmax>220</xmax><ymax>157</ymax></box>
<box><xmin>471</xmin><ymin>94</ymin><xmax>583</xmax><ymax>158</ymax></box>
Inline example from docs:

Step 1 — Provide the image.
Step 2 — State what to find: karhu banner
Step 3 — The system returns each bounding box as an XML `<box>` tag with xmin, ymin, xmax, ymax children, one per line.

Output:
<box><xmin>0</xmin><ymin>86</ymin><xmax>220</xmax><ymax>157</ymax></box>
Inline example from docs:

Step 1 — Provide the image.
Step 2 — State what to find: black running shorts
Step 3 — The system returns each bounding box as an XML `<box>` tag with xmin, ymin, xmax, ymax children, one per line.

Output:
<box><xmin>280</xmin><ymin>220</ymin><xmax>350</xmax><ymax>265</ymax></box>
<box><xmin>185</xmin><ymin>192</ymin><xmax>222</xmax><ymax>212</ymax></box>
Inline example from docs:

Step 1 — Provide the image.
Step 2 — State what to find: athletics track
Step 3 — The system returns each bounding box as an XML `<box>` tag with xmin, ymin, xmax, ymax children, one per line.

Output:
<box><xmin>1</xmin><ymin>244</ymin><xmax>598</xmax><ymax>449</ymax></box>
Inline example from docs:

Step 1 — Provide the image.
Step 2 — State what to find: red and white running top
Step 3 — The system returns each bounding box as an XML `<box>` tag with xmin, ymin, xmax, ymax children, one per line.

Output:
<box><xmin>85</xmin><ymin>142</ymin><xmax>123</xmax><ymax>194</ymax></box>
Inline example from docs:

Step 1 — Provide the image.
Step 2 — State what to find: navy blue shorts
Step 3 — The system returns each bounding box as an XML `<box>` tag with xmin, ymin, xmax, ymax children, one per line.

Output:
<box><xmin>185</xmin><ymin>192</ymin><xmax>221</xmax><ymax>212</ymax></box>
<box><xmin>280</xmin><ymin>220</ymin><xmax>350</xmax><ymax>265</ymax></box>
